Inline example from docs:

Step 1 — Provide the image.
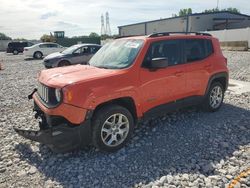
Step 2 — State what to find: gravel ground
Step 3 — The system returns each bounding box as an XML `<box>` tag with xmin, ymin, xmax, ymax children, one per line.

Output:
<box><xmin>223</xmin><ymin>51</ymin><xmax>250</xmax><ymax>82</ymax></box>
<box><xmin>0</xmin><ymin>51</ymin><xmax>249</xmax><ymax>188</ymax></box>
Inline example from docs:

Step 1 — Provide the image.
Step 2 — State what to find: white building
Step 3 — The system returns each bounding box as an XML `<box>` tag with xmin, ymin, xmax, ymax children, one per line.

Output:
<box><xmin>118</xmin><ymin>11</ymin><xmax>250</xmax><ymax>36</ymax></box>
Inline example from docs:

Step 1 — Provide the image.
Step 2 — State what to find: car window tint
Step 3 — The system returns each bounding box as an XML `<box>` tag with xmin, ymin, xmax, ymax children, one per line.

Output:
<box><xmin>82</xmin><ymin>46</ymin><xmax>90</xmax><ymax>53</ymax></box>
<box><xmin>143</xmin><ymin>40</ymin><xmax>182</xmax><ymax>67</ymax></box>
<box><xmin>90</xmin><ymin>46</ymin><xmax>99</xmax><ymax>53</ymax></box>
<box><xmin>185</xmin><ymin>39</ymin><xmax>213</xmax><ymax>63</ymax></box>
<box><xmin>47</xmin><ymin>44</ymin><xmax>58</xmax><ymax>48</ymax></box>
<box><xmin>39</xmin><ymin>44</ymin><xmax>48</xmax><ymax>48</ymax></box>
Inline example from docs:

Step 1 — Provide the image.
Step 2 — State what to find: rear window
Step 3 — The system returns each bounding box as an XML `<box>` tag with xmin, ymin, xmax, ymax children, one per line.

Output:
<box><xmin>185</xmin><ymin>39</ymin><xmax>213</xmax><ymax>62</ymax></box>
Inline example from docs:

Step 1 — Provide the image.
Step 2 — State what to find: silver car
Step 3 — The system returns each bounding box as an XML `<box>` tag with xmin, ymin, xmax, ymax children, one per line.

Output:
<box><xmin>43</xmin><ymin>44</ymin><xmax>101</xmax><ymax>68</ymax></box>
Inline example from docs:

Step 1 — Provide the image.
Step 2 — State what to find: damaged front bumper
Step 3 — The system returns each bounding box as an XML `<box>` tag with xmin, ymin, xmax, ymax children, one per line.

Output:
<box><xmin>14</xmin><ymin>94</ymin><xmax>92</xmax><ymax>153</ymax></box>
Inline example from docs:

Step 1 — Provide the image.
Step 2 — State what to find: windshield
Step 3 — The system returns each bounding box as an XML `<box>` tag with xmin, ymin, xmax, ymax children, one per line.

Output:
<box><xmin>89</xmin><ymin>39</ymin><xmax>144</xmax><ymax>69</ymax></box>
<box><xmin>61</xmin><ymin>45</ymin><xmax>80</xmax><ymax>54</ymax></box>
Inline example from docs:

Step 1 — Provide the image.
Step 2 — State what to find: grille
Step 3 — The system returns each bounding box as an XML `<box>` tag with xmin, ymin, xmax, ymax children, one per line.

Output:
<box><xmin>37</xmin><ymin>83</ymin><xmax>49</xmax><ymax>103</ymax></box>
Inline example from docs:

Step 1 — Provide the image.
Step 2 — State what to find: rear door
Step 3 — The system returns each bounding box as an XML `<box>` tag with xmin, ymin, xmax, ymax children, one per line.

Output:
<box><xmin>140</xmin><ymin>39</ymin><xmax>187</xmax><ymax>112</ymax></box>
<box><xmin>184</xmin><ymin>39</ymin><xmax>214</xmax><ymax>96</ymax></box>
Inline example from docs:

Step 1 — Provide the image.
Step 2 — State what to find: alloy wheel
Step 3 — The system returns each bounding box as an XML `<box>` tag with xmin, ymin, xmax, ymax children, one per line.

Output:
<box><xmin>101</xmin><ymin>113</ymin><xmax>129</xmax><ymax>147</ymax></box>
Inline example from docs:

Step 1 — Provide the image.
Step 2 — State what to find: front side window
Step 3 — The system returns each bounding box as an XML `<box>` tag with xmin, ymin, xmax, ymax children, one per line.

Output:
<box><xmin>82</xmin><ymin>46</ymin><xmax>90</xmax><ymax>53</ymax></box>
<box><xmin>143</xmin><ymin>39</ymin><xmax>182</xmax><ymax>67</ymax></box>
<box><xmin>89</xmin><ymin>39</ymin><xmax>144</xmax><ymax>69</ymax></box>
<box><xmin>185</xmin><ymin>39</ymin><xmax>213</xmax><ymax>63</ymax></box>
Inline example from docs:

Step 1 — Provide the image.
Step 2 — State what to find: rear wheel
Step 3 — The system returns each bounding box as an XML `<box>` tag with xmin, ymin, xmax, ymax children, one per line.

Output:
<box><xmin>34</xmin><ymin>51</ymin><xmax>43</xmax><ymax>59</ymax></box>
<box><xmin>92</xmin><ymin>104</ymin><xmax>134</xmax><ymax>152</ymax></box>
<box><xmin>13</xmin><ymin>50</ymin><xmax>18</xmax><ymax>55</ymax></box>
<box><xmin>202</xmin><ymin>82</ymin><xmax>224</xmax><ymax>112</ymax></box>
<box><xmin>58</xmin><ymin>61</ymin><xmax>70</xmax><ymax>67</ymax></box>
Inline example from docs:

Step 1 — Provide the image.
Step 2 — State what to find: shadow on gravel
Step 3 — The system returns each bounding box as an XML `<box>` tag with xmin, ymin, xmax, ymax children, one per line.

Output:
<box><xmin>15</xmin><ymin>103</ymin><xmax>250</xmax><ymax>188</ymax></box>
<box><xmin>24</xmin><ymin>58</ymin><xmax>42</xmax><ymax>61</ymax></box>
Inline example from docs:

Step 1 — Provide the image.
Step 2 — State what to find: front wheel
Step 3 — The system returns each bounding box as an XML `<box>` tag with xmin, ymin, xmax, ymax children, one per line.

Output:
<box><xmin>202</xmin><ymin>82</ymin><xmax>224</xmax><ymax>112</ymax></box>
<box><xmin>92</xmin><ymin>105</ymin><xmax>134</xmax><ymax>152</ymax></box>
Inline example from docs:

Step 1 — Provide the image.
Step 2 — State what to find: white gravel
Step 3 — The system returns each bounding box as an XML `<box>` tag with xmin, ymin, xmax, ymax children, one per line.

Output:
<box><xmin>0</xmin><ymin>51</ymin><xmax>249</xmax><ymax>188</ymax></box>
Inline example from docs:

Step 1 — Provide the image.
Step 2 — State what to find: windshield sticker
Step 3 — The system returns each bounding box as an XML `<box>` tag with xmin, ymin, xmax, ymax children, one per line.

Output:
<box><xmin>125</xmin><ymin>41</ymin><xmax>140</xmax><ymax>48</ymax></box>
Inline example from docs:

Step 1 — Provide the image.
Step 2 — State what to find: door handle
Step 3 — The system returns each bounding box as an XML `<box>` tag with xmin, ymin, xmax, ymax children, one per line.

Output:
<box><xmin>174</xmin><ymin>71</ymin><xmax>184</xmax><ymax>77</ymax></box>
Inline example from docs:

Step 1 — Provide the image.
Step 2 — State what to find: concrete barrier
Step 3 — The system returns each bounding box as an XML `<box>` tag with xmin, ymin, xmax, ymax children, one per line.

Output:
<box><xmin>220</xmin><ymin>41</ymin><xmax>248</xmax><ymax>51</ymax></box>
<box><xmin>207</xmin><ymin>27</ymin><xmax>250</xmax><ymax>49</ymax></box>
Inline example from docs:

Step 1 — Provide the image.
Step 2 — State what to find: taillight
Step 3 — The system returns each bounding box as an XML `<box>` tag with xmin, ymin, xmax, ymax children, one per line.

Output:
<box><xmin>24</xmin><ymin>49</ymin><xmax>28</xmax><ymax>51</ymax></box>
<box><xmin>225</xmin><ymin>57</ymin><xmax>227</xmax><ymax>66</ymax></box>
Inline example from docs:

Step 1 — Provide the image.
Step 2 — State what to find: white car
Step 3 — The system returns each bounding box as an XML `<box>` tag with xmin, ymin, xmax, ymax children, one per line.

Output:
<box><xmin>23</xmin><ymin>42</ymin><xmax>65</xmax><ymax>59</ymax></box>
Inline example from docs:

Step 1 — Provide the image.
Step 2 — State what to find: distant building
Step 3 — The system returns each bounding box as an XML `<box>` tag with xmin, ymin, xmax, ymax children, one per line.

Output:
<box><xmin>54</xmin><ymin>31</ymin><xmax>65</xmax><ymax>38</ymax></box>
<box><xmin>118</xmin><ymin>11</ymin><xmax>250</xmax><ymax>36</ymax></box>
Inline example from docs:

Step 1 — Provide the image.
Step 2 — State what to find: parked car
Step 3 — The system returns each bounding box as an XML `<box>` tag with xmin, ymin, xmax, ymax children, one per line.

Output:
<box><xmin>43</xmin><ymin>44</ymin><xmax>101</xmax><ymax>68</ymax></box>
<box><xmin>6</xmin><ymin>41</ymin><xmax>34</xmax><ymax>55</ymax></box>
<box><xmin>23</xmin><ymin>42</ymin><xmax>65</xmax><ymax>59</ymax></box>
<box><xmin>15</xmin><ymin>32</ymin><xmax>229</xmax><ymax>153</ymax></box>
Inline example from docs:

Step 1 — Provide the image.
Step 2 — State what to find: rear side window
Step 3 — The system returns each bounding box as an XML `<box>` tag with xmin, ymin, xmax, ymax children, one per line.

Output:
<box><xmin>143</xmin><ymin>39</ymin><xmax>182</xmax><ymax>67</ymax></box>
<box><xmin>90</xmin><ymin>46</ymin><xmax>100</xmax><ymax>53</ymax></box>
<box><xmin>48</xmin><ymin>44</ymin><xmax>58</xmax><ymax>48</ymax></box>
<box><xmin>184</xmin><ymin>39</ymin><xmax>213</xmax><ymax>63</ymax></box>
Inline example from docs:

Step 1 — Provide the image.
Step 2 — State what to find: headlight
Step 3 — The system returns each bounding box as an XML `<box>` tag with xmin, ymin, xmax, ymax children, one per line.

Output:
<box><xmin>55</xmin><ymin>89</ymin><xmax>62</xmax><ymax>102</ymax></box>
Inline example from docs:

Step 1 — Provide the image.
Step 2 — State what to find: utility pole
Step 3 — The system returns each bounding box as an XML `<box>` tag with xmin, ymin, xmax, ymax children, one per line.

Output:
<box><xmin>216</xmin><ymin>0</ymin><xmax>219</xmax><ymax>9</ymax></box>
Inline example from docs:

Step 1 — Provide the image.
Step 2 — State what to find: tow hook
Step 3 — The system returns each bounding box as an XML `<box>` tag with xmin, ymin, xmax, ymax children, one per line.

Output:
<box><xmin>28</xmin><ymin>88</ymin><xmax>37</xmax><ymax>100</ymax></box>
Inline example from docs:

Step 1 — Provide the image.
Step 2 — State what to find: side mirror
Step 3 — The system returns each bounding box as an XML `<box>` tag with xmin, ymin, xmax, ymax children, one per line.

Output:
<box><xmin>150</xmin><ymin>57</ymin><xmax>168</xmax><ymax>69</ymax></box>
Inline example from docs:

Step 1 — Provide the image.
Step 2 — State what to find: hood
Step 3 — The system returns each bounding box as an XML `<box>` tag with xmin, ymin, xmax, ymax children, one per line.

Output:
<box><xmin>44</xmin><ymin>52</ymin><xmax>64</xmax><ymax>60</ymax></box>
<box><xmin>39</xmin><ymin>65</ymin><xmax>118</xmax><ymax>88</ymax></box>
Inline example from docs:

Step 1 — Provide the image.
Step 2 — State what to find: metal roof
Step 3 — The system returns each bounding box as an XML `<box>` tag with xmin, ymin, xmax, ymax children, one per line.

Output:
<box><xmin>118</xmin><ymin>11</ymin><xmax>250</xmax><ymax>28</ymax></box>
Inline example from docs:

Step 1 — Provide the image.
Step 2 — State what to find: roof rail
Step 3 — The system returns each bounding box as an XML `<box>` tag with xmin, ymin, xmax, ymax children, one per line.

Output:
<box><xmin>115</xmin><ymin>35</ymin><xmax>141</xmax><ymax>39</ymax></box>
<box><xmin>148</xmin><ymin>32</ymin><xmax>212</xmax><ymax>37</ymax></box>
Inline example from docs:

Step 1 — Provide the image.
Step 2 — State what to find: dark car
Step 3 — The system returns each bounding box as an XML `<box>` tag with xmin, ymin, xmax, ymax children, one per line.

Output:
<box><xmin>6</xmin><ymin>41</ymin><xmax>34</xmax><ymax>55</ymax></box>
<box><xmin>43</xmin><ymin>44</ymin><xmax>102</xmax><ymax>68</ymax></box>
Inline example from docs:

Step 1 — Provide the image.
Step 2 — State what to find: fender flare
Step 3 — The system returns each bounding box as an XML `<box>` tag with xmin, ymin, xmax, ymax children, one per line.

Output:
<box><xmin>205</xmin><ymin>72</ymin><xmax>229</xmax><ymax>95</ymax></box>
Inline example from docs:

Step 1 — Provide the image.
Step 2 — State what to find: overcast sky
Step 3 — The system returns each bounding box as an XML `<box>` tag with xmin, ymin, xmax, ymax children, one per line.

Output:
<box><xmin>0</xmin><ymin>0</ymin><xmax>250</xmax><ymax>39</ymax></box>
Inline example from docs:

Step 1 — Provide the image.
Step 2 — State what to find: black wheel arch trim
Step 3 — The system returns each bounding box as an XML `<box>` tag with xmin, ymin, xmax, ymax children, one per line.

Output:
<box><xmin>205</xmin><ymin>72</ymin><xmax>229</xmax><ymax>95</ymax></box>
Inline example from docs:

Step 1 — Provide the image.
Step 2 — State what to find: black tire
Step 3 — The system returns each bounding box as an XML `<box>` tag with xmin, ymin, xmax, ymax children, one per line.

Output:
<box><xmin>34</xmin><ymin>51</ymin><xmax>43</xmax><ymax>59</ymax></box>
<box><xmin>58</xmin><ymin>60</ymin><xmax>70</xmax><ymax>67</ymax></box>
<box><xmin>13</xmin><ymin>50</ymin><xmax>19</xmax><ymax>55</ymax></box>
<box><xmin>202</xmin><ymin>82</ymin><xmax>224</xmax><ymax>112</ymax></box>
<box><xmin>92</xmin><ymin>104</ymin><xmax>134</xmax><ymax>152</ymax></box>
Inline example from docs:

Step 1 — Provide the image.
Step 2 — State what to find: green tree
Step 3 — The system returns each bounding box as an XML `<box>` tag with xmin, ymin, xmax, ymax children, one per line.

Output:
<box><xmin>40</xmin><ymin>34</ymin><xmax>55</xmax><ymax>42</ymax></box>
<box><xmin>179</xmin><ymin>8</ymin><xmax>192</xmax><ymax>16</ymax></box>
<box><xmin>89</xmin><ymin>32</ymin><xmax>99</xmax><ymax>38</ymax></box>
<box><xmin>0</xmin><ymin>33</ymin><xmax>12</xmax><ymax>40</ymax></box>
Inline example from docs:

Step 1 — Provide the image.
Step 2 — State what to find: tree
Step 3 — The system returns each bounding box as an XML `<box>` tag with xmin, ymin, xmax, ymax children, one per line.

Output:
<box><xmin>179</xmin><ymin>8</ymin><xmax>192</xmax><ymax>16</ymax></box>
<box><xmin>0</xmin><ymin>33</ymin><xmax>12</xmax><ymax>40</ymax></box>
<box><xmin>40</xmin><ymin>34</ymin><xmax>55</xmax><ymax>42</ymax></box>
<box><xmin>89</xmin><ymin>32</ymin><xmax>99</xmax><ymax>38</ymax></box>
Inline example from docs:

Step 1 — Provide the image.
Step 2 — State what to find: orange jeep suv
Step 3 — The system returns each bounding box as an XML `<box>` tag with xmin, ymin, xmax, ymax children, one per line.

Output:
<box><xmin>15</xmin><ymin>32</ymin><xmax>229</xmax><ymax>153</ymax></box>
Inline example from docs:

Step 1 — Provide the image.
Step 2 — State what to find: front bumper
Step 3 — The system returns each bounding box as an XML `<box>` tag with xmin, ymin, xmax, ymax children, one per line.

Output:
<box><xmin>14</xmin><ymin>119</ymin><xmax>91</xmax><ymax>153</ymax></box>
<box><xmin>14</xmin><ymin>91</ymin><xmax>92</xmax><ymax>153</ymax></box>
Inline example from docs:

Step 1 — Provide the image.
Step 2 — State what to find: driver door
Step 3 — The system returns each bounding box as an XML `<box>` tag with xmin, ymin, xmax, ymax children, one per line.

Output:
<box><xmin>139</xmin><ymin>39</ymin><xmax>187</xmax><ymax>113</ymax></box>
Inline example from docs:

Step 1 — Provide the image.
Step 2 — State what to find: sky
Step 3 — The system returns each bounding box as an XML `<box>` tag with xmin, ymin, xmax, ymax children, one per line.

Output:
<box><xmin>0</xmin><ymin>0</ymin><xmax>250</xmax><ymax>39</ymax></box>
